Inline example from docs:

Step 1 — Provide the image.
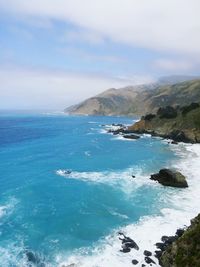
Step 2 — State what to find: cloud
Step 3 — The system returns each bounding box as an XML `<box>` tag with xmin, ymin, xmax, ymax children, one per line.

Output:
<box><xmin>154</xmin><ymin>59</ymin><xmax>195</xmax><ymax>72</ymax></box>
<box><xmin>58</xmin><ymin>46</ymin><xmax>126</xmax><ymax>63</ymax></box>
<box><xmin>0</xmin><ymin>0</ymin><xmax>199</xmax><ymax>55</ymax></box>
<box><xmin>62</xmin><ymin>29</ymin><xmax>105</xmax><ymax>45</ymax></box>
<box><xmin>0</xmin><ymin>66</ymin><xmax>153</xmax><ymax>110</ymax></box>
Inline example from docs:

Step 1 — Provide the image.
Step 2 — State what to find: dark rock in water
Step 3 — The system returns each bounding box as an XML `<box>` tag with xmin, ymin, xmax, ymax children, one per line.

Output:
<box><xmin>154</xmin><ymin>250</ymin><xmax>162</xmax><ymax>259</ymax></box>
<box><xmin>144</xmin><ymin>250</ymin><xmax>152</xmax><ymax>256</ymax></box>
<box><xmin>119</xmin><ymin>234</ymin><xmax>139</xmax><ymax>251</ymax></box>
<box><xmin>165</xmin><ymin>236</ymin><xmax>177</xmax><ymax>245</ymax></box>
<box><xmin>150</xmin><ymin>169</ymin><xmax>188</xmax><ymax>188</ymax></box>
<box><xmin>118</xmin><ymin>231</ymin><xmax>125</xmax><ymax>236</ymax></box>
<box><xmin>63</xmin><ymin>170</ymin><xmax>72</xmax><ymax>175</ymax></box>
<box><xmin>132</xmin><ymin>175</ymin><xmax>136</xmax><ymax>178</ymax></box>
<box><xmin>121</xmin><ymin>238</ymin><xmax>139</xmax><ymax>250</ymax></box>
<box><xmin>121</xmin><ymin>236</ymin><xmax>133</xmax><ymax>243</ymax></box>
<box><xmin>107</xmin><ymin>126</ymin><xmax>126</xmax><ymax>135</ymax></box>
<box><xmin>26</xmin><ymin>250</ymin><xmax>45</xmax><ymax>266</ymax></box>
<box><xmin>176</xmin><ymin>228</ymin><xmax>185</xmax><ymax>237</ymax></box>
<box><xmin>126</xmin><ymin>241</ymin><xmax>139</xmax><ymax>250</ymax></box>
<box><xmin>169</xmin><ymin>130</ymin><xmax>191</xmax><ymax>143</ymax></box>
<box><xmin>132</xmin><ymin>259</ymin><xmax>139</xmax><ymax>265</ymax></box>
<box><xmin>112</xmin><ymin>123</ymin><xmax>124</xmax><ymax>127</ymax></box>
<box><xmin>171</xmin><ymin>140</ymin><xmax>178</xmax><ymax>145</ymax></box>
<box><xmin>26</xmin><ymin>251</ymin><xmax>37</xmax><ymax>263</ymax></box>
<box><xmin>123</xmin><ymin>134</ymin><xmax>140</xmax><ymax>140</ymax></box>
<box><xmin>155</xmin><ymin>242</ymin><xmax>166</xmax><ymax>251</ymax></box>
<box><xmin>161</xmin><ymin>236</ymin><xmax>169</xmax><ymax>242</ymax></box>
<box><xmin>120</xmin><ymin>247</ymin><xmax>131</xmax><ymax>253</ymax></box>
<box><xmin>144</xmin><ymin>256</ymin><xmax>156</xmax><ymax>265</ymax></box>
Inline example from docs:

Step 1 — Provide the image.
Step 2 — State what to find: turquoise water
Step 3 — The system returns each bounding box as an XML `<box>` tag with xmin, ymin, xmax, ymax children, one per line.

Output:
<box><xmin>0</xmin><ymin>113</ymin><xmax>178</xmax><ymax>266</ymax></box>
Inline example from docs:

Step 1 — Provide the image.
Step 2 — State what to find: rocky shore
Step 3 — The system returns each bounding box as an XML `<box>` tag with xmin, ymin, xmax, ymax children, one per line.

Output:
<box><xmin>127</xmin><ymin>103</ymin><xmax>200</xmax><ymax>144</ymax></box>
<box><xmin>102</xmin><ymin>118</ymin><xmax>200</xmax><ymax>267</ymax></box>
<box><xmin>157</xmin><ymin>213</ymin><xmax>200</xmax><ymax>267</ymax></box>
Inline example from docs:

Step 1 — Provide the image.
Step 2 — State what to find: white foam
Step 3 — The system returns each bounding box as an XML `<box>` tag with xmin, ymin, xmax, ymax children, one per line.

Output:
<box><xmin>111</xmin><ymin>135</ymin><xmax>137</xmax><ymax>142</ymax></box>
<box><xmin>84</xmin><ymin>151</ymin><xmax>91</xmax><ymax>157</ymax></box>
<box><xmin>0</xmin><ymin>197</ymin><xmax>18</xmax><ymax>220</ymax></box>
<box><xmin>56</xmin><ymin>168</ymin><xmax>154</xmax><ymax>195</ymax></box>
<box><xmin>57</xmin><ymin>144</ymin><xmax>200</xmax><ymax>267</ymax></box>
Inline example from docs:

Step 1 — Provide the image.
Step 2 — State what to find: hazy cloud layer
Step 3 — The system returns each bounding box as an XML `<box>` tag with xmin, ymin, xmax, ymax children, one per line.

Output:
<box><xmin>0</xmin><ymin>67</ymin><xmax>152</xmax><ymax>110</ymax></box>
<box><xmin>0</xmin><ymin>0</ymin><xmax>199</xmax><ymax>55</ymax></box>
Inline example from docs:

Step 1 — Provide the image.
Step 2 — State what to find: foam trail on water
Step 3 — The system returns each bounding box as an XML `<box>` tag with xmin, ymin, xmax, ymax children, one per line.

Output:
<box><xmin>56</xmin><ymin>167</ymin><xmax>155</xmax><ymax>195</ymax></box>
<box><xmin>57</xmin><ymin>144</ymin><xmax>200</xmax><ymax>267</ymax></box>
<box><xmin>0</xmin><ymin>197</ymin><xmax>18</xmax><ymax>220</ymax></box>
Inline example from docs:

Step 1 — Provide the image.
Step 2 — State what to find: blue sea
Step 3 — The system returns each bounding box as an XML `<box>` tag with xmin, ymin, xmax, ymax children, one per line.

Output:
<box><xmin>0</xmin><ymin>112</ymin><xmax>199</xmax><ymax>267</ymax></box>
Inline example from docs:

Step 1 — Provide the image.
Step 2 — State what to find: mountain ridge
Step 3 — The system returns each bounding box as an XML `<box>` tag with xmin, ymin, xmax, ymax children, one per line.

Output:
<box><xmin>65</xmin><ymin>78</ymin><xmax>200</xmax><ymax>116</ymax></box>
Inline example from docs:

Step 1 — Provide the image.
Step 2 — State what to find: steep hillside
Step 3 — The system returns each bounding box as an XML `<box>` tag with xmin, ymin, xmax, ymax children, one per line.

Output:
<box><xmin>65</xmin><ymin>84</ymin><xmax>155</xmax><ymax>116</ymax></box>
<box><xmin>128</xmin><ymin>103</ymin><xmax>200</xmax><ymax>143</ymax></box>
<box><xmin>160</xmin><ymin>213</ymin><xmax>200</xmax><ymax>267</ymax></box>
<box><xmin>65</xmin><ymin>79</ymin><xmax>200</xmax><ymax>116</ymax></box>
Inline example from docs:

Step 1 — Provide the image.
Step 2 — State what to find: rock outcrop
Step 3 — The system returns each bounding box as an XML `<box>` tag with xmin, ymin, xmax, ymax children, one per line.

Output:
<box><xmin>128</xmin><ymin>102</ymin><xmax>200</xmax><ymax>143</ymax></box>
<box><xmin>159</xmin><ymin>214</ymin><xmax>200</xmax><ymax>267</ymax></box>
<box><xmin>150</xmin><ymin>169</ymin><xmax>188</xmax><ymax>188</ymax></box>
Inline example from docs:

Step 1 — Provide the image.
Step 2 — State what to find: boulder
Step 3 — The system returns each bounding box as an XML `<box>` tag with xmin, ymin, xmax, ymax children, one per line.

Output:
<box><xmin>123</xmin><ymin>134</ymin><xmax>140</xmax><ymax>140</ymax></box>
<box><xmin>132</xmin><ymin>259</ymin><xmax>139</xmax><ymax>265</ymax></box>
<box><xmin>144</xmin><ymin>256</ymin><xmax>156</xmax><ymax>265</ymax></box>
<box><xmin>120</xmin><ymin>247</ymin><xmax>131</xmax><ymax>253</ymax></box>
<box><xmin>144</xmin><ymin>250</ymin><xmax>152</xmax><ymax>256</ymax></box>
<box><xmin>150</xmin><ymin>169</ymin><xmax>188</xmax><ymax>188</ymax></box>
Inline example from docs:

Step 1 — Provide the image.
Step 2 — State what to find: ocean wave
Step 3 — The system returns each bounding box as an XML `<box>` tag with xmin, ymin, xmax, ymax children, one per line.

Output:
<box><xmin>56</xmin><ymin>167</ymin><xmax>154</xmax><ymax>195</ymax></box>
<box><xmin>56</xmin><ymin>144</ymin><xmax>200</xmax><ymax>267</ymax></box>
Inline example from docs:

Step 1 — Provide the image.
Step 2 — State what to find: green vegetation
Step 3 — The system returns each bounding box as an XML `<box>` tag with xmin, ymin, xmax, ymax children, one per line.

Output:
<box><xmin>129</xmin><ymin>103</ymin><xmax>200</xmax><ymax>143</ymax></box>
<box><xmin>160</xmin><ymin>214</ymin><xmax>200</xmax><ymax>267</ymax></box>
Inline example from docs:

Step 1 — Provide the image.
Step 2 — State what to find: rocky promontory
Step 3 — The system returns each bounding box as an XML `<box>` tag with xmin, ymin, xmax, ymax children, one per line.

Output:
<box><xmin>128</xmin><ymin>103</ymin><xmax>200</xmax><ymax>143</ymax></box>
<box><xmin>158</xmin><ymin>213</ymin><xmax>200</xmax><ymax>267</ymax></box>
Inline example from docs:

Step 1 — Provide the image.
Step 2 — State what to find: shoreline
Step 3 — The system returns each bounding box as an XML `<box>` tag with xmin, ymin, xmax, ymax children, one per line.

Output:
<box><xmin>60</xmin><ymin>132</ymin><xmax>200</xmax><ymax>267</ymax></box>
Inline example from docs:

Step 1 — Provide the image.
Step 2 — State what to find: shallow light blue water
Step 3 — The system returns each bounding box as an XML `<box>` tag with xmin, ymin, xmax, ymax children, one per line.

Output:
<box><xmin>0</xmin><ymin>113</ymin><xmax>178</xmax><ymax>266</ymax></box>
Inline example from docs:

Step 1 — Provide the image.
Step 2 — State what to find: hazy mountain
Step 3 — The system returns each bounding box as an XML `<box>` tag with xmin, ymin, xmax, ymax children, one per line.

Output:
<box><xmin>65</xmin><ymin>79</ymin><xmax>200</xmax><ymax>116</ymax></box>
<box><xmin>158</xmin><ymin>75</ymin><xmax>200</xmax><ymax>85</ymax></box>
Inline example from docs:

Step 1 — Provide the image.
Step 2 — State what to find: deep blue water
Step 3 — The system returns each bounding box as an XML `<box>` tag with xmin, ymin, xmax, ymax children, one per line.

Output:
<box><xmin>0</xmin><ymin>113</ymin><xmax>178</xmax><ymax>266</ymax></box>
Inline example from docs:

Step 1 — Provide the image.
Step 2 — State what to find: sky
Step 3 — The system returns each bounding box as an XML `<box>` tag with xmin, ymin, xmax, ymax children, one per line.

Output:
<box><xmin>0</xmin><ymin>0</ymin><xmax>199</xmax><ymax>110</ymax></box>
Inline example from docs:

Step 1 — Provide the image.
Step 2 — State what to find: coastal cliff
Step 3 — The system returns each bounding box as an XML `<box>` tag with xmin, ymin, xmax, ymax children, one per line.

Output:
<box><xmin>128</xmin><ymin>103</ymin><xmax>200</xmax><ymax>143</ymax></box>
<box><xmin>159</xmin><ymin>214</ymin><xmax>200</xmax><ymax>267</ymax></box>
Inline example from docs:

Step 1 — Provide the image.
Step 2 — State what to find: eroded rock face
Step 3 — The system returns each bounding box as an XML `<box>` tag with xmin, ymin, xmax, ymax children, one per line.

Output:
<box><xmin>150</xmin><ymin>169</ymin><xmax>188</xmax><ymax>188</ymax></box>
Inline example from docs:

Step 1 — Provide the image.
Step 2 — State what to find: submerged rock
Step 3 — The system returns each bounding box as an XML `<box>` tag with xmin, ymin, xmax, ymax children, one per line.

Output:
<box><xmin>150</xmin><ymin>169</ymin><xmax>188</xmax><ymax>188</ymax></box>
